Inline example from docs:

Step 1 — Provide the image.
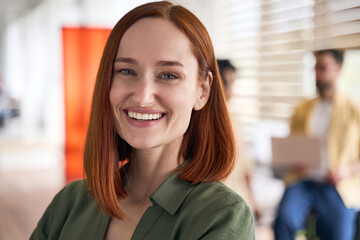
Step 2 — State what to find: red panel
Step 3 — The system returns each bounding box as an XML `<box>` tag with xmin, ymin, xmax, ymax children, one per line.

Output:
<box><xmin>62</xmin><ymin>27</ymin><xmax>111</xmax><ymax>182</ymax></box>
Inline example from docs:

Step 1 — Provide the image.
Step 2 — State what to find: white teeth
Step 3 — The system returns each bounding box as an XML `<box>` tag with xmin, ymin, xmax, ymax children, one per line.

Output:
<box><xmin>127</xmin><ymin>111</ymin><xmax>162</xmax><ymax>121</ymax></box>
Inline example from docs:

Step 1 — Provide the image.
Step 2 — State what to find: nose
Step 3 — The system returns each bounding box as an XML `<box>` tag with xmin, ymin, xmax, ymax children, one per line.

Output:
<box><xmin>132</xmin><ymin>75</ymin><xmax>156</xmax><ymax>108</ymax></box>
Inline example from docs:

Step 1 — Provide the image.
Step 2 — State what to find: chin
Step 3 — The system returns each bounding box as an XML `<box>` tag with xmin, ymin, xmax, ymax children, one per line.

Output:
<box><xmin>126</xmin><ymin>139</ymin><xmax>159</xmax><ymax>150</ymax></box>
<box><xmin>316</xmin><ymin>82</ymin><xmax>331</xmax><ymax>93</ymax></box>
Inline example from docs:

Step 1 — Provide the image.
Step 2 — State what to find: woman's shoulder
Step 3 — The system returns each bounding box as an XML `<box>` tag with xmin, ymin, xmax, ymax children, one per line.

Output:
<box><xmin>60</xmin><ymin>179</ymin><xmax>88</xmax><ymax>200</ymax></box>
<box><xmin>179</xmin><ymin>181</ymin><xmax>255</xmax><ymax>239</ymax></box>
<box><xmin>188</xmin><ymin>180</ymin><xmax>251</xmax><ymax>212</ymax></box>
<box><xmin>33</xmin><ymin>179</ymin><xmax>91</xmax><ymax>223</ymax></box>
<box><xmin>45</xmin><ymin>179</ymin><xmax>100</xmax><ymax>218</ymax></box>
<box><xmin>195</xmin><ymin>181</ymin><xmax>244</xmax><ymax>200</ymax></box>
<box><xmin>64</xmin><ymin>179</ymin><xmax>85</xmax><ymax>189</ymax></box>
<box><xmin>30</xmin><ymin>179</ymin><xmax>108</xmax><ymax>240</ymax></box>
<box><xmin>47</xmin><ymin>179</ymin><xmax>90</xmax><ymax>210</ymax></box>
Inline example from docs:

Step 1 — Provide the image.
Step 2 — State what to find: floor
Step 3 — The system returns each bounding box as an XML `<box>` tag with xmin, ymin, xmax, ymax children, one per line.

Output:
<box><xmin>0</xmin><ymin>169</ymin><xmax>64</xmax><ymax>240</ymax></box>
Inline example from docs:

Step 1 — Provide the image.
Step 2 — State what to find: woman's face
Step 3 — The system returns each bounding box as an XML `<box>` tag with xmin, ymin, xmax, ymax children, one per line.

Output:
<box><xmin>110</xmin><ymin>18</ymin><xmax>209</xmax><ymax>150</ymax></box>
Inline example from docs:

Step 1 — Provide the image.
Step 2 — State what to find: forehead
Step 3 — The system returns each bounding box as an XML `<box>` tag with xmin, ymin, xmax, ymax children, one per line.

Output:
<box><xmin>117</xmin><ymin>17</ymin><xmax>195</xmax><ymax>62</ymax></box>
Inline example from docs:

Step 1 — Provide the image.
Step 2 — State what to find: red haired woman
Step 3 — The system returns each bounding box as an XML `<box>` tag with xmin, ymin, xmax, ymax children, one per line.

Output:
<box><xmin>31</xmin><ymin>1</ymin><xmax>254</xmax><ymax>239</ymax></box>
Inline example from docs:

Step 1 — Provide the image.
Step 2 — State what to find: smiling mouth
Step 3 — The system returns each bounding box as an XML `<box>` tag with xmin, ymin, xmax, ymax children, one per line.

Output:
<box><xmin>127</xmin><ymin>111</ymin><xmax>163</xmax><ymax>121</ymax></box>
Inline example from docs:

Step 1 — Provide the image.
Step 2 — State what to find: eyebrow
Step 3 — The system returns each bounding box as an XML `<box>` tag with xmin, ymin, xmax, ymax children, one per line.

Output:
<box><xmin>114</xmin><ymin>57</ymin><xmax>184</xmax><ymax>67</ymax></box>
<box><xmin>156</xmin><ymin>61</ymin><xmax>184</xmax><ymax>67</ymax></box>
<box><xmin>114</xmin><ymin>57</ymin><xmax>138</xmax><ymax>64</ymax></box>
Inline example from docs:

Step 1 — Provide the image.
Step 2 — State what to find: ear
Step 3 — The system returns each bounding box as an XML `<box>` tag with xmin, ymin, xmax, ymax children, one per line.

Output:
<box><xmin>194</xmin><ymin>71</ymin><xmax>212</xmax><ymax>111</ymax></box>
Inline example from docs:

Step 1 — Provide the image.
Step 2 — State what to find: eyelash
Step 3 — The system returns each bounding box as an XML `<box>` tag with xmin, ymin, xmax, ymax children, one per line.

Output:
<box><xmin>159</xmin><ymin>73</ymin><xmax>179</xmax><ymax>80</ymax></box>
<box><xmin>117</xmin><ymin>69</ymin><xmax>136</xmax><ymax>76</ymax></box>
<box><xmin>115</xmin><ymin>69</ymin><xmax>180</xmax><ymax>81</ymax></box>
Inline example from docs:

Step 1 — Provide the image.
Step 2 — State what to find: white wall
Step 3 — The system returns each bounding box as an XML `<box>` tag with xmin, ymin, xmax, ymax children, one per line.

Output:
<box><xmin>171</xmin><ymin>0</ymin><xmax>218</xmax><ymax>50</ymax></box>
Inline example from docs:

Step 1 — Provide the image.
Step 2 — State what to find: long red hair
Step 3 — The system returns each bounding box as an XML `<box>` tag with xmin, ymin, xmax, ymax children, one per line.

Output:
<box><xmin>84</xmin><ymin>1</ymin><xmax>236</xmax><ymax>218</ymax></box>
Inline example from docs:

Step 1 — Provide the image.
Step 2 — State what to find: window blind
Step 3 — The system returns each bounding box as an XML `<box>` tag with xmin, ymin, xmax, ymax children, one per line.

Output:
<box><xmin>215</xmin><ymin>0</ymin><xmax>360</xmax><ymax>136</ymax></box>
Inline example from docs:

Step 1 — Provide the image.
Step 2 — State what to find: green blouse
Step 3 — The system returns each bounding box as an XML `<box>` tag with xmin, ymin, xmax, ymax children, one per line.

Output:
<box><xmin>31</xmin><ymin>172</ymin><xmax>255</xmax><ymax>239</ymax></box>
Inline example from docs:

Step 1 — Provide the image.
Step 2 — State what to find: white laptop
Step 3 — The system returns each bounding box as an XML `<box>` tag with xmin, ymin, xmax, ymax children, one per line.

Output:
<box><xmin>271</xmin><ymin>135</ymin><xmax>324</xmax><ymax>171</ymax></box>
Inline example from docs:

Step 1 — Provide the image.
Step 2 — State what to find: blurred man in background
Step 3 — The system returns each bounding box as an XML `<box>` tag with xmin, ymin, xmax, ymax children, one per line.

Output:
<box><xmin>274</xmin><ymin>49</ymin><xmax>360</xmax><ymax>240</ymax></box>
<box><xmin>217</xmin><ymin>59</ymin><xmax>236</xmax><ymax>101</ymax></box>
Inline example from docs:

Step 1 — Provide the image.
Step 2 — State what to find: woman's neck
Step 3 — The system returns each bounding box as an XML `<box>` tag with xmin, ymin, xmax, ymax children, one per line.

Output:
<box><xmin>124</xmin><ymin>138</ymin><xmax>184</xmax><ymax>203</ymax></box>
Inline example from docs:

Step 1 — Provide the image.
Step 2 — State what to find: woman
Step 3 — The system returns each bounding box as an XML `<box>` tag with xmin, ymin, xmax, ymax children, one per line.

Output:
<box><xmin>31</xmin><ymin>1</ymin><xmax>255</xmax><ymax>239</ymax></box>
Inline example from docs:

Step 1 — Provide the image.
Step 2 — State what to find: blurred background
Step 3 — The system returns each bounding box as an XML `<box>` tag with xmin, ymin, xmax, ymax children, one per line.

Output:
<box><xmin>0</xmin><ymin>0</ymin><xmax>359</xmax><ymax>239</ymax></box>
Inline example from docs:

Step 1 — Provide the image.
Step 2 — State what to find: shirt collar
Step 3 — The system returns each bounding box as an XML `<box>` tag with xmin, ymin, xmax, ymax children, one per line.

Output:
<box><xmin>149</xmin><ymin>171</ymin><xmax>196</xmax><ymax>215</ymax></box>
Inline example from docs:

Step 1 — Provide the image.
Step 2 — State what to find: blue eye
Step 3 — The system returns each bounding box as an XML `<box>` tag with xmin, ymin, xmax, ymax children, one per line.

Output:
<box><xmin>161</xmin><ymin>73</ymin><xmax>178</xmax><ymax>80</ymax></box>
<box><xmin>118</xmin><ymin>69</ymin><xmax>136</xmax><ymax>75</ymax></box>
